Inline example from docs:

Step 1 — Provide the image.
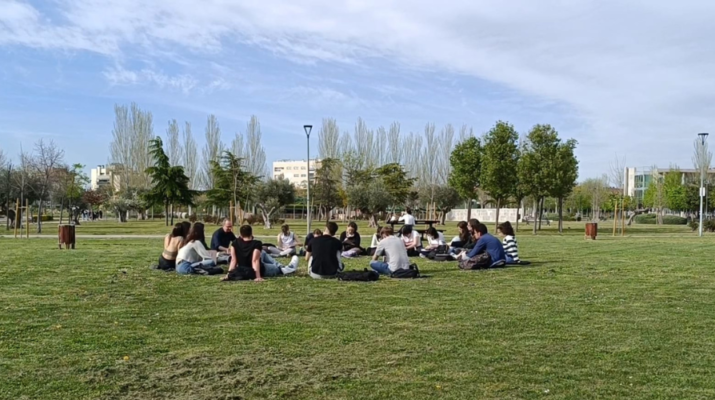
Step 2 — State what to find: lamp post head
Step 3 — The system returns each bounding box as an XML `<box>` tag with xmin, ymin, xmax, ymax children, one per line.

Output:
<box><xmin>698</xmin><ymin>132</ymin><xmax>709</xmax><ymax>145</ymax></box>
<box><xmin>304</xmin><ymin>125</ymin><xmax>313</xmax><ymax>137</ymax></box>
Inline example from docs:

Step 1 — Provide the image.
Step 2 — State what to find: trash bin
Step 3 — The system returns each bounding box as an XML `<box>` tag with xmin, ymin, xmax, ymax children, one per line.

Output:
<box><xmin>58</xmin><ymin>224</ymin><xmax>76</xmax><ymax>249</ymax></box>
<box><xmin>585</xmin><ymin>222</ymin><xmax>597</xmax><ymax>240</ymax></box>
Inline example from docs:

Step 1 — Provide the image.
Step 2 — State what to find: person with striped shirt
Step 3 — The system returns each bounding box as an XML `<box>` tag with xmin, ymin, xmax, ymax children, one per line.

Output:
<box><xmin>497</xmin><ymin>221</ymin><xmax>520</xmax><ymax>264</ymax></box>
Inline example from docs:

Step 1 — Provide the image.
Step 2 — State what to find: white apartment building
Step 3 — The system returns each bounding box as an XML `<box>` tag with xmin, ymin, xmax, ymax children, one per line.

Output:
<box><xmin>90</xmin><ymin>164</ymin><xmax>121</xmax><ymax>191</ymax></box>
<box><xmin>272</xmin><ymin>159</ymin><xmax>322</xmax><ymax>188</ymax></box>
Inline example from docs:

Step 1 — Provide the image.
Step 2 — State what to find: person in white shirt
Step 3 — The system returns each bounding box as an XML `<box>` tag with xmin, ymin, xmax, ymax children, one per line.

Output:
<box><xmin>419</xmin><ymin>227</ymin><xmax>445</xmax><ymax>257</ymax></box>
<box><xmin>370</xmin><ymin>226</ymin><xmax>411</xmax><ymax>275</ymax></box>
<box><xmin>398</xmin><ymin>207</ymin><xmax>416</xmax><ymax>230</ymax></box>
<box><xmin>367</xmin><ymin>226</ymin><xmax>382</xmax><ymax>256</ymax></box>
<box><xmin>176</xmin><ymin>223</ymin><xmax>224</xmax><ymax>275</ymax></box>
<box><xmin>266</xmin><ymin>224</ymin><xmax>298</xmax><ymax>257</ymax></box>
<box><xmin>401</xmin><ymin>225</ymin><xmax>422</xmax><ymax>257</ymax></box>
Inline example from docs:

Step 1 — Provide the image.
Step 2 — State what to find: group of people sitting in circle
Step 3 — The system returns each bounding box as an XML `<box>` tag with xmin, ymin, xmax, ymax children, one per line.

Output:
<box><xmin>155</xmin><ymin>208</ymin><xmax>521</xmax><ymax>282</ymax></box>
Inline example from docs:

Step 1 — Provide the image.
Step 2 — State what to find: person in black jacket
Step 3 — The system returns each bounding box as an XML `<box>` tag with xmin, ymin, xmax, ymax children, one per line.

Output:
<box><xmin>339</xmin><ymin>221</ymin><xmax>362</xmax><ymax>257</ymax></box>
<box><xmin>306</xmin><ymin>222</ymin><xmax>344</xmax><ymax>279</ymax></box>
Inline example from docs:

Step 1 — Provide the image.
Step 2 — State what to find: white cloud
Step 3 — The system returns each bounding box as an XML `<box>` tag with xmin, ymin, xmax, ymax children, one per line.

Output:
<box><xmin>2</xmin><ymin>0</ymin><xmax>715</xmax><ymax>175</ymax></box>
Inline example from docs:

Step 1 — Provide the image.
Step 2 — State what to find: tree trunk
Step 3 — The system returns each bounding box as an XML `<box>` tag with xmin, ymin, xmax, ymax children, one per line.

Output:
<box><xmin>532</xmin><ymin>198</ymin><xmax>538</xmax><ymax>235</ymax></box>
<box><xmin>170</xmin><ymin>203</ymin><xmax>175</xmax><ymax>226</ymax></box>
<box><xmin>494</xmin><ymin>198</ymin><xmax>501</xmax><ymax>230</ymax></box>
<box><xmin>37</xmin><ymin>201</ymin><xmax>43</xmax><ymax>234</ymax></box>
<box><xmin>59</xmin><ymin>198</ymin><xmax>65</xmax><ymax>225</ymax></box>
<box><xmin>467</xmin><ymin>199</ymin><xmax>472</xmax><ymax>220</ymax></box>
<box><xmin>368</xmin><ymin>214</ymin><xmax>378</xmax><ymax>228</ymax></box>
<box><xmin>164</xmin><ymin>203</ymin><xmax>169</xmax><ymax>226</ymax></box>
<box><xmin>558</xmin><ymin>197</ymin><xmax>564</xmax><ymax>233</ymax></box>
<box><xmin>516</xmin><ymin>199</ymin><xmax>521</xmax><ymax>232</ymax></box>
<box><xmin>538</xmin><ymin>197</ymin><xmax>544</xmax><ymax>231</ymax></box>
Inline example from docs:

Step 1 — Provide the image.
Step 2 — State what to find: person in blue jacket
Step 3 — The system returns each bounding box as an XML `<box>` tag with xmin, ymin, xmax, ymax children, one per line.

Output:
<box><xmin>459</xmin><ymin>222</ymin><xmax>506</xmax><ymax>268</ymax></box>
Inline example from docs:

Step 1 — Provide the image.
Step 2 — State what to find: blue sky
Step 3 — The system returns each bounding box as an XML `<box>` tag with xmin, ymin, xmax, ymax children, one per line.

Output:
<box><xmin>1</xmin><ymin>0</ymin><xmax>715</xmax><ymax>180</ymax></box>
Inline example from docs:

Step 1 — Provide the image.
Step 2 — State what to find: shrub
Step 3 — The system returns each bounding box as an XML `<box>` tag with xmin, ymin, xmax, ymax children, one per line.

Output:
<box><xmin>634</xmin><ymin>214</ymin><xmax>686</xmax><ymax>225</ymax></box>
<box><xmin>704</xmin><ymin>219</ymin><xmax>715</xmax><ymax>232</ymax></box>
<box><xmin>689</xmin><ymin>220</ymin><xmax>699</xmax><ymax>231</ymax></box>
<box><xmin>31</xmin><ymin>215</ymin><xmax>54</xmax><ymax>222</ymax></box>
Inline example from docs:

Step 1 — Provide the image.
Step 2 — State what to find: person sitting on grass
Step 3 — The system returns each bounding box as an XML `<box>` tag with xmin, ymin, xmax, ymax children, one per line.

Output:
<box><xmin>367</xmin><ymin>225</ymin><xmax>382</xmax><ymax>256</ymax></box>
<box><xmin>456</xmin><ymin>223</ymin><xmax>506</xmax><ymax>268</ymax></box>
<box><xmin>303</xmin><ymin>229</ymin><xmax>323</xmax><ymax>260</ymax></box>
<box><xmin>497</xmin><ymin>221</ymin><xmax>520</xmax><ymax>264</ymax></box>
<box><xmin>306</xmin><ymin>222</ymin><xmax>344</xmax><ymax>279</ymax></box>
<box><xmin>210</xmin><ymin>218</ymin><xmax>236</xmax><ymax>253</ymax></box>
<box><xmin>266</xmin><ymin>224</ymin><xmax>298</xmax><ymax>257</ymax></box>
<box><xmin>223</xmin><ymin>225</ymin><xmax>299</xmax><ymax>282</ymax></box>
<box><xmin>176</xmin><ymin>222</ymin><xmax>224</xmax><ymax>275</ymax></box>
<box><xmin>449</xmin><ymin>221</ymin><xmax>472</xmax><ymax>256</ymax></box>
<box><xmin>157</xmin><ymin>223</ymin><xmax>184</xmax><ymax>270</ymax></box>
<box><xmin>401</xmin><ymin>225</ymin><xmax>422</xmax><ymax>257</ymax></box>
<box><xmin>370</xmin><ymin>226</ymin><xmax>411</xmax><ymax>275</ymax></box>
<box><xmin>339</xmin><ymin>221</ymin><xmax>363</xmax><ymax>258</ymax></box>
<box><xmin>181</xmin><ymin>221</ymin><xmax>192</xmax><ymax>239</ymax></box>
<box><xmin>419</xmin><ymin>226</ymin><xmax>446</xmax><ymax>258</ymax></box>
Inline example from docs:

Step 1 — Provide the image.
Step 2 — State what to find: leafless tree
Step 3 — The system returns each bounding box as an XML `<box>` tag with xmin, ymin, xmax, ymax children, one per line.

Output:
<box><xmin>458</xmin><ymin>124</ymin><xmax>473</xmax><ymax>142</ymax></box>
<box><xmin>375</xmin><ymin>125</ymin><xmax>387</xmax><ymax>166</ymax></box>
<box><xmin>182</xmin><ymin>122</ymin><xmax>199</xmax><ymax>190</ymax></box>
<box><xmin>386</xmin><ymin>122</ymin><xmax>402</xmax><ymax>165</ymax></box>
<box><xmin>200</xmin><ymin>114</ymin><xmax>223</xmax><ymax>190</ymax></box>
<box><xmin>166</xmin><ymin>119</ymin><xmax>183</xmax><ymax>167</ymax></box>
<box><xmin>353</xmin><ymin>117</ymin><xmax>376</xmax><ymax>169</ymax></box>
<box><xmin>318</xmin><ymin>118</ymin><xmax>341</xmax><ymax>160</ymax></box>
<box><xmin>436</xmin><ymin>123</ymin><xmax>455</xmax><ymax>185</ymax></box>
<box><xmin>648</xmin><ymin>166</ymin><xmax>666</xmax><ymax>224</ymax></box>
<box><xmin>609</xmin><ymin>153</ymin><xmax>626</xmax><ymax>192</ymax></box>
<box><xmin>339</xmin><ymin>130</ymin><xmax>354</xmax><ymax>166</ymax></box>
<box><xmin>31</xmin><ymin>139</ymin><xmax>64</xmax><ymax>233</ymax></box>
<box><xmin>129</xmin><ymin>103</ymin><xmax>153</xmax><ymax>189</ymax></box>
<box><xmin>231</xmin><ymin>132</ymin><xmax>244</xmax><ymax>161</ymax></box>
<box><xmin>110</xmin><ymin>104</ymin><xmax>132</xmax><ymax>192</ymax></box>
<box><xmin>420</xmin><ymin>123</ymin><xmax>438</xmax><ymax>198</ymax></box>
<box><xmin>244</xmin><ymin>115</ymin><xmax>267</xmax><ymax>179</ymax></box>
<box><xmin>403</xmin><ymin>132</ymin><xmax>423</xmax><ymax>180</ymax></box>
<box><xmin>693</xmin><ymin>136</ymin><xmax>712</xmax><ymax>184</ymax></box>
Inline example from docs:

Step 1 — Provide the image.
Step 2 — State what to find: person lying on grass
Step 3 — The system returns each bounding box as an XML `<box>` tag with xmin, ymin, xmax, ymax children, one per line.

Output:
<box><xmin>222</xmin><ymin>224</ymin><xmax>299</xmax><ymax>282</ymax></box>
<box><xmin>306</xmin><ymin>222</ymin><xmax>344</xmax><ymax>279</ymax></box>
<box><xmin>370</xmin><ymin>226</ymin><xmax>411</xmax><ymax>275</ymax></box>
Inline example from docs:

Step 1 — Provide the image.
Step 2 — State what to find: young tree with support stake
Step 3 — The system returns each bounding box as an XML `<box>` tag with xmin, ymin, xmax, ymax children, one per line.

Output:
<box><xmin>481</xmin><ymin>121</ymin><xmax>519</xmax><ymax>229</ymax></box>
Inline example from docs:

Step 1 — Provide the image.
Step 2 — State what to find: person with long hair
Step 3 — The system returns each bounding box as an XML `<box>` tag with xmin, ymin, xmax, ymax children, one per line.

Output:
<box><xmin>339</xmin><ymin>221</ymin><xmax>362</xmax><ymax>258</ymax></box>
<box><xmin>497</xmin><ymin>221</ymin><xmax>520</xmax><ymax>264</ymax></box>
<box><xmin>419</xmin><ymin>226</ymin><xmax>446</xmax><ymax>257</ymax></box>
<box><xmin>156</xmin><ymin>223</ymin><xmax>184</xmax><ymax>271</ymax></box>
<box><xmin>176</xmin><ymin>223</ymin><xmax>223</xmax><ymax>275</ymax></box>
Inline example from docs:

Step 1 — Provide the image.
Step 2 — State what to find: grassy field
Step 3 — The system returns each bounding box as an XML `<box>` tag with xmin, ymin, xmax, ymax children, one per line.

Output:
<box><xmin>2</xmin><ymin>229</ymin><xmax>715</xmax><ymax>399</ymax></box>
<box><xmin>4</xmin><ymin>218</ymin><xmax>695</xmax><ymax>238</ymax></box>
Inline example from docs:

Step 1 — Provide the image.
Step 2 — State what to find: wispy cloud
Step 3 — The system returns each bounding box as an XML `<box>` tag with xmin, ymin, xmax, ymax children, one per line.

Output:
<box><xmin>1</xmin><ymin>0</ymin><xmax>715</xmax><ymax>177</ymax></box>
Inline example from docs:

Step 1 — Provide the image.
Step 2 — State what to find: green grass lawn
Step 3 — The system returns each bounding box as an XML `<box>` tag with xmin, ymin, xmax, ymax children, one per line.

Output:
<box><xmin>2</xmin><ymin>232</ymin><xmax>715</xmax><ymax>399</ymax></box>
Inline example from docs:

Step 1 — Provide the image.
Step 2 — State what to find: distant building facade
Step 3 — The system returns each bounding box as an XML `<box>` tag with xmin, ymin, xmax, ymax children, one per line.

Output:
<box><xmin>624</xmin><ymin>166</ymin><xmax>715</xmax><ymax>204</ymax></box>
<box><xmin>272</xmin><ymin>159</ymin><xmax>321</xmax><ymax>188</ymax></box>
<box><xmin>90</xmin><ymin>164</ymin><xmax>121</xmax><ymax>192</ymax></box>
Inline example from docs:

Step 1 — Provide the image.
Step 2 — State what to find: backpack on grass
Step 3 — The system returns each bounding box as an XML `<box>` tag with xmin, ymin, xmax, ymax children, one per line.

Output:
<box><xmin>391</xmin><ymin>263</ymin><xmax>420</xmax><ymax>279</ymax></box>
<box><xmin>337</xmin><ymin>269</ymin><xmax>379</xmax><ymax>282</ymax></box>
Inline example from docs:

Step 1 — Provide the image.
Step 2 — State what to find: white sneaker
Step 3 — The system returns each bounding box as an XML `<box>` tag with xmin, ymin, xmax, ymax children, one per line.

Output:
<box><xmin>281</xmin><ymin>256</ymin><xmax>299</xmax><ymax>275</ymax></box>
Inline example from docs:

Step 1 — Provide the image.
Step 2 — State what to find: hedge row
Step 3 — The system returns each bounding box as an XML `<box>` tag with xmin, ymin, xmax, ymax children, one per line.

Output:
<box><xmin>634</xmin><ymin>214</ymin><xmax>687</xmax><ymax>225</ymax></box>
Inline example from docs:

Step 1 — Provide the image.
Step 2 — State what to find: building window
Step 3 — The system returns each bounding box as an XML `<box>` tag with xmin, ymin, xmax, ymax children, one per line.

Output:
<box><xmin>274</xmin><ymin>167</ymin><xmax>283</xmax><ymax>172</ymax></box>
<box><xmin>301</xmin><ymin>174</ymin><xmax>306</xmax><ymax>177</ymax></box>
<box><xmin>301</xmin><ymin>166</ymin><xmax>306</xmax><ymax>170</ymax></box>
<box><xmin>293</xmin><ymin>174</ymin><xmax>299</xmax><ymax>177</ymax></box>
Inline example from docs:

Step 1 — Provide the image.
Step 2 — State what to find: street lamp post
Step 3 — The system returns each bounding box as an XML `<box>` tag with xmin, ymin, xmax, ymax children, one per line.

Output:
<box><xmin>304</xmin><ymin>125</ymin><xmax>313</xmax><ymax>235</ymax></box>
<box><xmin>698</xmin><ymin>132</ymin><xmax>709</xmax><ymax>237</ymax></box>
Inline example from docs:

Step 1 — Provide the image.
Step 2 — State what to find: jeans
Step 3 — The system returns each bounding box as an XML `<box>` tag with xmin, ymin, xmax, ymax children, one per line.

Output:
<box><xmin>370</xmin><ymin>260</ymin><xmax>392</xmax><ymax>275</ymax></box>
<box><xmin>308</xmin><ymin>257</ymin><xmax>344</xmax><ymax>279</ymax></box>
<box><xmin>506</xmin><ymin>255</ymin><xmax>517</xmax><ymax>264</ymax></box>
<box><xmin>176</xmin><ymin>259</ymin><xmax>216</xmax><ymax>275</ymax></box>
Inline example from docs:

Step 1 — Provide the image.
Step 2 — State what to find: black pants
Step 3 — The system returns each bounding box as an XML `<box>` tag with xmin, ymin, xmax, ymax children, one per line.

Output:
<box><xmin>158</xmin><ymin>256</ymin><xmax>176</xmax><ymax>271</ymax></box>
